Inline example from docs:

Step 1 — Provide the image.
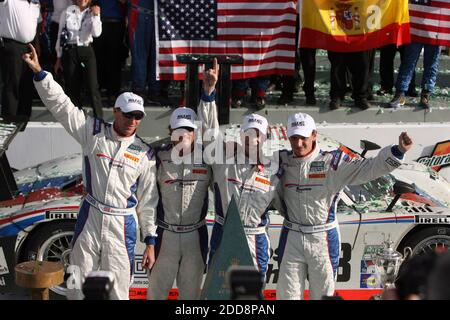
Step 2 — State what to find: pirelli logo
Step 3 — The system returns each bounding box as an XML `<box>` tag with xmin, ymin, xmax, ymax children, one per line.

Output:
<box><xmin>255</xmin><ymin>177</ymin><xmax>271</xmax><ymax>185</ymax></box>
<box><xmin>193</xmin><ymin>169</ymin><xmax>208</xmax><ymax>175</ymax></box>
<box><xmin>415</xmin><ymin>215</ymin><xmax>450</xmax><ymax>224</ymax></box>
<box><xmin>124</xmin><ymin>153</ymin><xmax>139</xmax><ymax>162</ymax></box>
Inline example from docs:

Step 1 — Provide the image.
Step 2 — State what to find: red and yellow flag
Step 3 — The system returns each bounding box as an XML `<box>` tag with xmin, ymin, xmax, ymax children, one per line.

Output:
<box><xmin>300</xmin><ymin>0</ymin><xmax>411</xmax><ymax>52</ymax></box>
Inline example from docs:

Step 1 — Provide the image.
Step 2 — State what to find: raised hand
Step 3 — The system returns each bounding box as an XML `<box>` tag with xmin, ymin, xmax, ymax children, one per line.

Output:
<box><xmin>22</xmin><ymin>44</ymin><xmax>42</xmax><ymax>73</ymax></box>
<box><xmin>203</xmin><ymin>57</ymin><xmax>219</xmax><ymax>96</ymax></box>
<box><xmin>91</xmin><ymin>5</ymin><xmax>101</xmax><ymax>16</ymax></box>
<box><xmin>398</xmin><ymin>132</ymin><xmax>413</xmax><ymax>153</ymax></box>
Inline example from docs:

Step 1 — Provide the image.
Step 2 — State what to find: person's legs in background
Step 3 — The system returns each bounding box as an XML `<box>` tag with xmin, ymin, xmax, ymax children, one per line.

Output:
<box><xmin>62</xmin><ymin>48</ymin><xmax>83</xmax><ymax>108</ymax></box>
<box><xmin>398</xmin><ymin>44</ymin><xmax>418</xmax><ymax>97</ymax></box>
<box><xmin>347</xmin><ymin>50</ymin><xmax>371</xmax><ymax>110</ymax></box>
<box><xmin>129</xmin><ymin>7</ymin><xmax>151</xmax><ymax>100</ymax></box>
<box><xmin>250</xmin><ymin>77</ymin><xmax>269</xmax><ymax>110</ymax></box>
<box><xmin>366</xmin><ymin>49</ymin><xmax>376</xmax><ymax>101</ymax></box>
<box><xmin>378</xmin><ymin>44</ymin><xmax>396</xmax><ymax>95</ymax></box>
<box><xmin>390</xmin><ymin>42</ymin><xmax>423</xmax><ymax>108</ymax></box>
<box><xmin>94</xmin><ymin>20</ymin><xmax>126</xmax><ymax>106</ymax></box>
<box><xmin>0</xmin><ymin>40</ymin><xmax>33</xmax><ymax>120</ymax></box>
<box><xmin>79</xmin><ymin>46</ymin><xmax>104</xmax><ymax>118</ymax></box>
<box><xmin>300</xmin><ymin>48</ymin><xmax>317</xmax><ymax>105</ymax></box>
<box><xmin>232</xmin><ymin>79</ymin><xmax>249</xmax><ymax>108</ymax></box>
<box><xmin>327</xmin><ymin>50</ymin><xmax>345</xmax><ymax>110</ymax></box>
<box><xmin>418</xmin><ymin>43</ymin><xmax>441</xmax><ymax>109</ymax></box>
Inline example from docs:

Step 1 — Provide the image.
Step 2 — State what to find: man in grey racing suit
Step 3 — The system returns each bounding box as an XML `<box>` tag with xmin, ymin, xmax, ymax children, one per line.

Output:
<box><xmin>199</xmin><ymin>60</ymin><xmax>282</xmax><ymax>277</ymax></box>
<box><xmin>23</xmin><ymin>45</ymin><xmax>159</xmax><ymax>300</ymax></box>
<box><xmin>147</xmin><ymin>107</ymin><xmax>212</xmax><ymax>300</ymax></box>
<box><xmin>276</xmin><ymin>112</ymin><xmax>413</xmax><ymax>300</ymax></box>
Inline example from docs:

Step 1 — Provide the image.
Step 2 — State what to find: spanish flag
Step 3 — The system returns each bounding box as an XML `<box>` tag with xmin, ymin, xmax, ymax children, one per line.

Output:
<box><xmin>300</xmin><ymin>0</ymin><xmax>411</xmax><ymax>52</ymax></box>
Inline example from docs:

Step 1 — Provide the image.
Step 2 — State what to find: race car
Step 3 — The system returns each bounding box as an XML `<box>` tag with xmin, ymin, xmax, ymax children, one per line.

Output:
<box><xmin>1</xmin><ymin>126</ymin><xmax>449</xmax><ymax>299</ymax></box>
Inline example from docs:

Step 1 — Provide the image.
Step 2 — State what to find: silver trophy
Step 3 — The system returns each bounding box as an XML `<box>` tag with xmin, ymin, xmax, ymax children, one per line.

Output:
<box><xmin>374</xmin><ymin>237</ymin><xmax>412</xmax><ymax>289</ymax></box>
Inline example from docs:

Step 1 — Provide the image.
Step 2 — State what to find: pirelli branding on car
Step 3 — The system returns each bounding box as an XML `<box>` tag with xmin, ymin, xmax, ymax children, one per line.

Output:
<box><xmin>45</xmin><ymin>210</ymin><xmax>77</xmax><ymax>220</ymax></box>
<box><xmin>417</xmin><ymin>140</ymin><xmax>450</xmax><ymax>172</ymax></box>
<box><xmin>415</xmin><ymin>215</ymin><xmax>450</xmax><ymax>224</ymax></box>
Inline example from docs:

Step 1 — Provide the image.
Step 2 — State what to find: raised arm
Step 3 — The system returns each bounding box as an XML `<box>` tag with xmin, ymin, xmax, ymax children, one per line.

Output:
<box><xmin>198</xmin><ymin>58</ymin><xmax>220</xmax><ymax>137</ymax></box>
<box><xmin>328</xmin><ymin>132</ymin><xmax>413</xmax><ymax>192</ymax></box>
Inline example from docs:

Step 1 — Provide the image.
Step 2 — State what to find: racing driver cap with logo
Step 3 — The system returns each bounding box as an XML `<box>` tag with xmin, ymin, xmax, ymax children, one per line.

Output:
<box><xmin>241</xmin><ymin>114</ymin><xmax>269</xmax><ymax>136</ymax></box>
<box><xmin>114</xmin><ymin>92</ymin><xmax>146</xmax><ymax>116</ymax></box>
<box><xmin>170</xmin><ymin>107</ymin><xmax>198</xmax><ymax>130</ymax></box>
<box><xmin>287</xmin><ymin>112</ymin><xmax>316</xmax><ymax>138</ymax></box>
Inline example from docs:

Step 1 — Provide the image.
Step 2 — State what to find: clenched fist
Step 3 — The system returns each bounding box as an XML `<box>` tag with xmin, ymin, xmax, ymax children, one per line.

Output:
<box><xmin>398</xmin><ymin>132</ymin><xmax>413</xmax><ymax>154</ymax></box>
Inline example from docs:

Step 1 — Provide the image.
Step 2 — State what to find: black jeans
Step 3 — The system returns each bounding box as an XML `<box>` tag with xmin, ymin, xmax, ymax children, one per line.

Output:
<box><xmin>300</xmin><ymin>48</ymin><xmax>317</xmax><ymax>97</ymax></box>
<box><xmin>0</xmin><ymin>38</ymin><xmax>33</xmax><ymax>119</ymax></box>
<box><xmin>328</xmin><ymin>50</ymin><xmax>371</xmax><ymax>101</ymax></box>
<box><xmin>379</xmin><ymin>44</ymin><xmax>416</xmax><ymax>92</ymax></box>
<box><xmin>61</xmin><ymin>45</ymin><xmax>103</xmax><ymax>118</ymax></box>
<box><xmin>93</xmin><ymin>20</ymin><xmax>127</xmax><ymax>97</ymax></box>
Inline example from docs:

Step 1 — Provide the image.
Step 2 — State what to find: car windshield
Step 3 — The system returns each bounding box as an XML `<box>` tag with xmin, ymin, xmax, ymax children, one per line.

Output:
<box><xmin>344</xmin><ymin>174</ymin><xmax>396</xmax><ymax>203</ymax></box>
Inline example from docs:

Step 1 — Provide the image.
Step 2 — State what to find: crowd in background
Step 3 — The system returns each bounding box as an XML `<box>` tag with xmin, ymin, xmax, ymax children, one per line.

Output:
<box><xmin>0</xmin><ymin>0</ymin><xmax>449</xmax><ymax>120</ymax></box>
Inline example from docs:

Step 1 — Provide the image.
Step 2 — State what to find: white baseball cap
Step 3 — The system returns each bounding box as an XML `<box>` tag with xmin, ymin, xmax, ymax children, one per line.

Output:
<box><xmin>287</xmin><ymin>113</ymin><xmax>316</xmax><ymax>138</ymax></box>
<box><xmin>170</xmin><ymin>107</ymin><xmax>197</xmax><ymax>129</ymax></box>
<box><xmin>114</xmin><ymin>92</ymin><xmax>146</xmax><ymax>116</ymax></box>
<box><xmin>241</xmin><ymin>114</ymin><xmax>268</xmax><ymax>135</ymax></box>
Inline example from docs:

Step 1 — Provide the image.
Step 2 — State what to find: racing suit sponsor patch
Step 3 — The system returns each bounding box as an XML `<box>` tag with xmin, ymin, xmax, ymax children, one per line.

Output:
<box><xmin>309</xmin><ymin>161</ymin><xmax>326</xmax><ymax>178</ymax></box>
<box><xmin>385</xmin><ymin>157</ymin><xmax>401</xmax><ymax>168</ymax></box>
<box><xmin>255</xmin><ymin>176</ymin><xmax>271</xmax><ymax>186</ymax></box>
<box><xmin>309</xmin><ymin>173</ymin><xmax>326</xmax><ymax>179</ymax></box>
<box><xmin>193</xmin><ymin>169</ymin><xmax>208</xmax><ymax>175</ymax></box>
<box><xmin>127</xmin><ymin>144</ymin><xmax>142</xmax><ymax>155</ymax></box>
<box><xmin>124</xmin><ymin>153</ymin><xmax>139</xmax><ymax>163</ymax></box>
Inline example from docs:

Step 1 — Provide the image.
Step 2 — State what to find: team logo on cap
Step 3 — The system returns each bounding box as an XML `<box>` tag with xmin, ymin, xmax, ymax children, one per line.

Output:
<box><xmin>177</xmin><ymin>114</ymin><xmax>192</xmax><ymax>120</ymax></box>
<box><xmin>291</xmin><ymin>121</ymin><xmax>305</xmax><ymax>127</ymax></box>
<box><xmin>248</xmin><ymin>118</ymin><xmax>263</xmax><ymax>124</ymax></box>
<box><xmin>128</xmin><ymin>98</ymin><xmax>142</xmax><ymax>105</ymax></box>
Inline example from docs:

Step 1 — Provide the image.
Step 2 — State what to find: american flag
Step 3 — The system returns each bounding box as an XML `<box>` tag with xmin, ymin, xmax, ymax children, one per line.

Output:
<box><xmin>409</xmin><ymin>0</ymin><xmax>450</xmax><ymax>46</ymax></box>
<box><xmin>156</xmin><ymin>0</ymin><xmax>297</xmax><ymax>80</ymax></box>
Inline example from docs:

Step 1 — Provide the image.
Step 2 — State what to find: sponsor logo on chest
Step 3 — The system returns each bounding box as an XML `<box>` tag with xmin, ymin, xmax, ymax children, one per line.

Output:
<box><xmin>309</xmin><ymin>161</ymin><xmax>326</xmax><ymax>179</ymax></box>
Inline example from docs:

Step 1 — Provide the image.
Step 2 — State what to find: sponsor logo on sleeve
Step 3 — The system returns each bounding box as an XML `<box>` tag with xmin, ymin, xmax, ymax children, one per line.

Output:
<box><xmin>385</xmin><ymin>157</ymin><xmax>401</xmax><ymax>168</ymax></box>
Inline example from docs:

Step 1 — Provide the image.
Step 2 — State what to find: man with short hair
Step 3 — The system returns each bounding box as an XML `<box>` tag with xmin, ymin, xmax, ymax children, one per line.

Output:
<box><xmin>276</xmin><ymin>112</ymin><xmax>413</xmax><ymax>300</ymax></box>
<box><xmin>23</xmin><ymin>44</ymin><xmax>159</xmax><ymax>300</ymax></box>
<box><xmin>146</xmin><ymin>107</ymin><xmax>212</xmax><ymax>300</ymax></box>
<box><xmin>200</xmin><ymin>60</ymin><xmax>282</xmax><ymax>278</ymax></box>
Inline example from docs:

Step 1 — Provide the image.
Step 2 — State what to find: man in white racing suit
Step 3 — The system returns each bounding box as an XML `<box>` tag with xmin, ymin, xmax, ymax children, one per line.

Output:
<box><xmin>23</xmin><ymin>44</ymin><xmax>158</xmax><ymax>300</ymax></box>
<box><xmin>147</xmin><ymin>107</ymin><xmax>212</xmax><ymax>300</ymax></box>
<box><xmin>199</xmin><ymin>60</ymin><xmax>282</xmax><ymax>277</ymax></box>
<box><xmin>276</xmin><ymin>112</ymin><xmax>413</xmax><ymax>300</ymax></box>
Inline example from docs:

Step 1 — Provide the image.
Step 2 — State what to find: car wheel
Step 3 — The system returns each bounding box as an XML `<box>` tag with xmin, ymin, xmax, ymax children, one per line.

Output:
<box><xmin>19</xmin><ymin>221</ymin><xmax>75</xmax><ymax>298</ymax></box>
<box><xmin>398</xmin><ymin>226</ymin><xmax>450</xmax><ymax>256</ymax></box>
